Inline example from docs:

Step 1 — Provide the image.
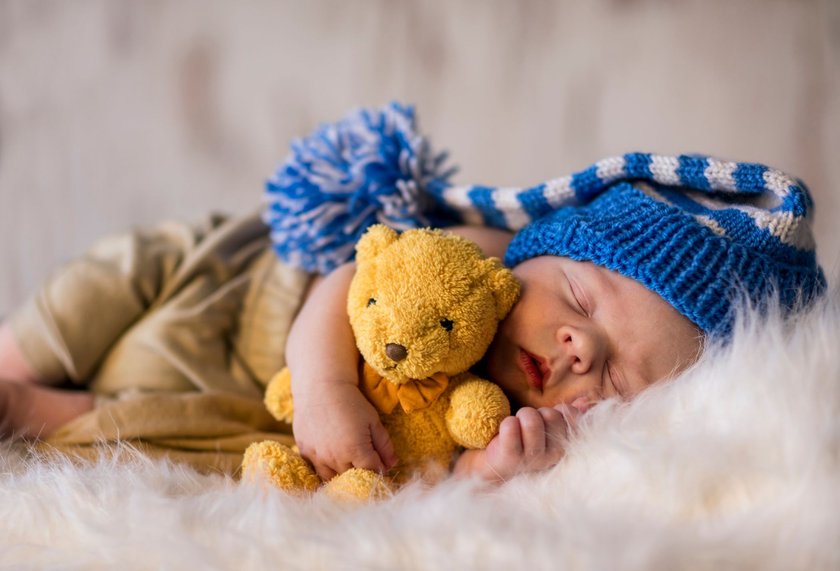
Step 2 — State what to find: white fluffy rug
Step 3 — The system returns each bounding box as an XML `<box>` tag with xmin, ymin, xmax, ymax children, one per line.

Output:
<box><xmin>2</xmin><ymin>289</ymin><xmax>839</xmax><ymax>571</ymax></box>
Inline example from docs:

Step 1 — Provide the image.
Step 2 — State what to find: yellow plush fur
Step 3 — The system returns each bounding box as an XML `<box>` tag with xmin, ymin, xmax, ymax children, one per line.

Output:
<box><xmin>242</xmin><ymin>225</ymin><xmax>520</xmax><ymax>500</ymax></box>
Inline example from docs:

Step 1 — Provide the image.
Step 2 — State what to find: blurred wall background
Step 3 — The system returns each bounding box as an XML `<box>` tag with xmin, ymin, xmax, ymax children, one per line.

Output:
<box><xmin>1</xmin><ymin>0</ymin><xmax>838</xmax><ymax>312</ymax></box>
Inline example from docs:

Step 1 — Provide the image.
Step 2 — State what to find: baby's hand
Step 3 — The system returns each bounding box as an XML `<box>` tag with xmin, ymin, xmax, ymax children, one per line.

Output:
<box><xmin>454</xmin><ymin>406</ymin><xmax>572</xmax><ymax>482</ymax></box>
<box><xmin>292</xmin><ymin>379</ymin><xmax>397</xmax><ymax>482</ymax></box>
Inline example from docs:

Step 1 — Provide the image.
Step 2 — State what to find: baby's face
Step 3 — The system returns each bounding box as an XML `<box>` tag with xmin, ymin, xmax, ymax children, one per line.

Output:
<box><xmin>483</xmin><ymin>256</ymin><xmax>702</xmax><ymax>412</ymax></box>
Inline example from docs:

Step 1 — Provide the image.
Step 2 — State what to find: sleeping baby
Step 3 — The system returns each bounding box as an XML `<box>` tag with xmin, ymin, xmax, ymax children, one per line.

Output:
<box><xmin>0</xmin><ymin>104</ymin><xmax>825</xmax><ymax>483</ymax></box>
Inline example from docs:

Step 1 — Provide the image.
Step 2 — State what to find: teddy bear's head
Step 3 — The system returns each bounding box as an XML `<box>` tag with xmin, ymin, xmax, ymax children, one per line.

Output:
<box><xmin>347</xmin><ymin>225</ymin><xmax>520</xmax><ymax>384</ymax></box>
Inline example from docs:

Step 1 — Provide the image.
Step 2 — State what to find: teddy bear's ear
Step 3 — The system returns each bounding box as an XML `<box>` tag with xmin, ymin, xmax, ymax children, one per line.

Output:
<box><xmin>483</xmin><ymin>259</ymin><xmax>521</xmax><ymax>320</ymax></box>
<box><xmin>355</xmin><ymin>225</ymin><xmax>399</xmax><ymax>264</ymax></box>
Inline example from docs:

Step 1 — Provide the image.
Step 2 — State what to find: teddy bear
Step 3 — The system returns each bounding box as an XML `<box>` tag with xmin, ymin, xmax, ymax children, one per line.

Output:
<box><xmin>241</xmin><ymin>224</ymin><xmax>520</xmax><ymax>500</ymax></box>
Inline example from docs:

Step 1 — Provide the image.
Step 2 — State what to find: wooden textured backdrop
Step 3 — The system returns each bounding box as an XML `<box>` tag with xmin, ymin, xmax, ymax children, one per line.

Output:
<box><xmin>1</xmin><ymin>0</ymin><xmax>838</xmax><ymax>311</ymax></box>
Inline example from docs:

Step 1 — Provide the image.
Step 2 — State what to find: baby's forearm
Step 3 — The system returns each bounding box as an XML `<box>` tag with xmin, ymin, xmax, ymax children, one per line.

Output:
<box><xmin>284</xmin><ymin>262</ymin><xmax>396</xmax><ymax>478</ymax></box>
<box><xmin>285</xmin><ymin>263</ymin><xmax>360</xmax><ymax>394</ymax></box>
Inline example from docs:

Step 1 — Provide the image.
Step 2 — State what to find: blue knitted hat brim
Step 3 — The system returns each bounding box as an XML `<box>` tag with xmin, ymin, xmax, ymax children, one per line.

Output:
<box><xmin>505</xmin><ymin>183</ymin><xmax>824</xmax><ymax>335</ymax></box>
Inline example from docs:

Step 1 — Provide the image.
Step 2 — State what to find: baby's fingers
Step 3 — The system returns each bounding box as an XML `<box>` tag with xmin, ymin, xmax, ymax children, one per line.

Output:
<box><xmin>516</xmin><ymin>407</ymin><xmax>547</xmax><ymax>458</ymax></box>
<box><xmin>482</xmin><ymin>416</ymin><xmax>524</xmax><ymax>481</ymax></box>
<box><xmin>309</xmin><ymin>454</ymin><xmax>338</xmax><ymax>482</ymax></box>
<box><xmin>349</xmin><ymin>443</ymin><xmax>388</xmax><ymax>474</ymax></box>
<box><xmin>301</xmin><ymin>442</ymin><xmax>353</xmax><ymax>481</ymax></box>
<box><xmin>495</xmin><ymin>415</ymin><xmax>524</xmax><ymax>456</ymax></box>
<box><xmin>538</xmin><ymin>407</ymin><xmax>570</xmax><ymax>456</ymax></box>
<box><xmin>370</xmin><ymin>422</ymin><xmax>397</xmax><ymax>470</ymax></box>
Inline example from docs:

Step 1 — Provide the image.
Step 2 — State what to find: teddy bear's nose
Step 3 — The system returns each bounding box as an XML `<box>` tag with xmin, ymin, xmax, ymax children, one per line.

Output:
<box><xmin>386</xmin><ymin>343</ymin><xmax>408</xmax><ymax>362</ymax></box>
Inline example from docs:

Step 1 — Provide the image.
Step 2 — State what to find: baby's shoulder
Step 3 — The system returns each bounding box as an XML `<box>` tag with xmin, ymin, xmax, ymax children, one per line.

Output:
<box><xmin>444</xmin><ymin>226</ymin><xmax>513</xmax><ymax>259</ymax></box>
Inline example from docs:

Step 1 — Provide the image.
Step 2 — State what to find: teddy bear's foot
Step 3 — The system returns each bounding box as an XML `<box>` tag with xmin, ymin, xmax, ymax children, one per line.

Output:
<box><xmin>323</xmin><ymin>468</ymin><xmax>393</xmax><ymax>503</ymax></box>
<box><xmin>241</xmin><ymin>440</ymin><xmax>321</xmax><ymax>493</ymax></box>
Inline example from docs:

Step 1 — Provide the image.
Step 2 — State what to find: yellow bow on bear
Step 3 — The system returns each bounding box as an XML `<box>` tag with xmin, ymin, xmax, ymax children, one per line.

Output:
<box><xmin>360</xmin><ymin>363</ymin><xmax>449</xmax><ymax>414</ymax></box>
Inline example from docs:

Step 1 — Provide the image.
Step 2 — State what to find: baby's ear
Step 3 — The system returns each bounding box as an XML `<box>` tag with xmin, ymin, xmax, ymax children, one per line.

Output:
<box><xmin>355</xmin><ymin>225</ymin><xmax>399</xmax><ymax>264</ymax></box>
<box><xmin>483</xmin><ymin>259</ymin><xmax>521</xmax><ymax>319</ymax></box>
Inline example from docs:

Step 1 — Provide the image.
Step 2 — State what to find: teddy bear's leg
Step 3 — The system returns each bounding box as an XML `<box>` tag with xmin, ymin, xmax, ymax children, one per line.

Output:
<box><xmin>323</xmin><ymin>468</ymin><xmax>393</xmax><ymax>502</ymax></box>
<box><xmin>241</xmin><ymin>440</ymin><xmax>321</xmax><ymax>493</ymax></box>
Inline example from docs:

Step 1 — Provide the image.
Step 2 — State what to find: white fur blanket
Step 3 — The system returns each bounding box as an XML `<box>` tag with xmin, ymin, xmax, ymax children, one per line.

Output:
<box><xmin>1</xmin><ymin>290</ymin><xmax>839</xmax><ymax>570</ymax></box>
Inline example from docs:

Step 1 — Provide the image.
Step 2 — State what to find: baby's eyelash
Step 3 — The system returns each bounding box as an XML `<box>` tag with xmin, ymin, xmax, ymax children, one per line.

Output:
<box><xmin>566</xmin><ymin>275</ymin><xmax>589</xmax><ymax>317</ymax></box>
<box><xmin>605</xmin><ymin>362</ymin><xmax>626</xmax><ymax>398</ymax></box>
<box><xmin>604</xmin><ymin>362</ymin><xmax>618</xmax><ymax>395</ymax></box>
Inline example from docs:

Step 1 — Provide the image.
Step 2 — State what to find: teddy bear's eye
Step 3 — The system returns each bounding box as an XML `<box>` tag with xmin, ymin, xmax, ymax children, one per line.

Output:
<box><xmin>367</xmin><ymin>298</ymin><xmax>376</xmax><ymax>307</ymax></box>
<box><xmin>440</xmin><ymin>319</ymin><xmax>454</xmax><ymax>332</ymax></box>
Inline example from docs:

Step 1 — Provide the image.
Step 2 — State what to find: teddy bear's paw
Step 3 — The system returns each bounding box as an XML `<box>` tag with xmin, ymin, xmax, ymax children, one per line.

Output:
<box><xmin>323</xmin><ymin>468</ymin><xmax>393</xmax><ymax>503</ymax></box>
<box><xmin>264</xmin><ymin>368</ymin><xmax>294</xmax><ymax>423</ymax></box>
<box><xmin>446</xmin><ymin>376</ymin><xmax>511</xmax><ymax>449</ymax></box>
<box><xmin>241</xmin><ymin>440</ymin><xmax>321</xmax><ymax>493</ymax></box>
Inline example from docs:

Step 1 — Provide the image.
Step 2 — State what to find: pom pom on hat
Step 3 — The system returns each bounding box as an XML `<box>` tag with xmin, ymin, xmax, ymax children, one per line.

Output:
<box><xmin>264</xmin><ymin>102</ymin><xmax>456</xmax><ymax>273</ymax></box>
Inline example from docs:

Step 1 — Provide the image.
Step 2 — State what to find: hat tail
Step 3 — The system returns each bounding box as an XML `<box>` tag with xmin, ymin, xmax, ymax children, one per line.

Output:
<box><xmin>430</xmin><ymin>153</ymin><xmax>813</xmax><ymax>242</ymax></box>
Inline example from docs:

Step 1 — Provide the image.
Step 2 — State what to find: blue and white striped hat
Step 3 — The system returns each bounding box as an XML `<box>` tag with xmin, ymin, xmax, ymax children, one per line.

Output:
<box><xmin>265</xmin><ymin>102</ymin><xmax>824</xmax><ymax>335</ymax></box>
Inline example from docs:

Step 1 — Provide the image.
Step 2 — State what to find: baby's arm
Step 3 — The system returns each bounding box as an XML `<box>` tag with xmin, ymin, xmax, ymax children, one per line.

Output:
<box><xmin>453</xmin><ymin>406</ymin><xmax>571</xmax><ymax>482</ymax></box>
<box><xmin>285</xmin><ymin>263</ymin><xmax>397</xmax><ymax>481</ymax></box>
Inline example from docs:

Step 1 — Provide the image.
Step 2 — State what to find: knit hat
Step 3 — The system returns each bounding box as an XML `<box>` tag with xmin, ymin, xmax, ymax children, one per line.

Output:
<box><xmin>502</xmin><ymin>156</ymin><xmax>825</xmax><ymax>335</ymax></box>
<box><xmin>265</xmin><ymin>102</ymin><xmax>825</xmax><ymax>336</ymax></box>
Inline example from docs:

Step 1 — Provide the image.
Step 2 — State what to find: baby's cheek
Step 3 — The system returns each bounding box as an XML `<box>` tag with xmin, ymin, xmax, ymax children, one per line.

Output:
<box><xmin>483</xmin><ymin>335</ymin><xmax>516</xmax><ymax>385</ymax></box>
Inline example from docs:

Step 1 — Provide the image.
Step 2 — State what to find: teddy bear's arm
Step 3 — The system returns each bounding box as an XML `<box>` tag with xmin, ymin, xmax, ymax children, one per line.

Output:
<box><xmin>445</xmin><ymin>373</ymin><xmax>511</xmax><ymax>449</ymax></box>
<box><xmin>264</xmin><ymin>368</ymin><xmax>294</xmax><ymax>423</ymax></box>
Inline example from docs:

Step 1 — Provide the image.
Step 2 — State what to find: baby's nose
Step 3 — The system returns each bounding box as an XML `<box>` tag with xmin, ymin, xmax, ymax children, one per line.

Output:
<box><xmin>386</xmin><ymin>343</ymin><xmax>408</xmax><ymax>362</ymax></box>
<box><xmin>556</xmin><ymin>325</ymin><xmax>600</xmax><ymax>375</ymax></box>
